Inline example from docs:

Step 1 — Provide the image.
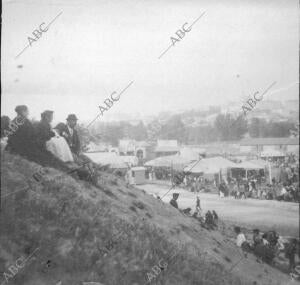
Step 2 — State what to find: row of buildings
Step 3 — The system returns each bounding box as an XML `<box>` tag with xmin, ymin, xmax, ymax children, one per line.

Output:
<box><xmin>86</xmin><ymin>137</ymin><xmax>299</xmax><ymax>164</ymax></box>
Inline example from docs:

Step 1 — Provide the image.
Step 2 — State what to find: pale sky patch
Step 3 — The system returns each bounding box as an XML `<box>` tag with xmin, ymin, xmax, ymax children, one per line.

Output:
<box><xmin>1</xmin><ymin>0</ymin><xmax>299</xmax><ymax>125</ymax></box>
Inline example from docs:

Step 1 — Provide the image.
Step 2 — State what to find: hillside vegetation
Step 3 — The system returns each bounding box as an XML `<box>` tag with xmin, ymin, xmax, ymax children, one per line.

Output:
<box><xmin>0</xmin><ymin>152</ymin><xmax>296</xmax><ymax>285</ymax></box>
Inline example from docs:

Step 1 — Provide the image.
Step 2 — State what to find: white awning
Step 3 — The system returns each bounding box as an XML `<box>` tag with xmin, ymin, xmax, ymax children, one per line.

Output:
<box><xmin>233</xmin><ymin>161</ymin><xmax>264</xmax><ymax>169</ymax></box>
<box><xmin>260</xmin><ymin>150</ymin><xmax>285</xmax><ymax>157</ymax></box>
<box><xmin>184</xmin><ymin>156</ymin><xmax>237</xmax><ymax>174</ymax></box>
<box><xmin>84</xmin><ymin>152</ymin><xmax>138</xmax><ymax>168</ymax></box>
<box><xmin>145</xmin><ymin>155</ymin><xmax>192</xmax><ymax>170</ymax></box>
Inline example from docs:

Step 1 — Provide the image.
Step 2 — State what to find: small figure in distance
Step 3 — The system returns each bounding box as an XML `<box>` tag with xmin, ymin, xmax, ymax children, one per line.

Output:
<box><xmin>170</xmin><ymin>193</ymin><xmax>179</xmax><ymax>209</ymax></box>
<box><xmin>234</xmin><ymin>226</ymin><xmax>251</xmax><ymax>257</ymax></box>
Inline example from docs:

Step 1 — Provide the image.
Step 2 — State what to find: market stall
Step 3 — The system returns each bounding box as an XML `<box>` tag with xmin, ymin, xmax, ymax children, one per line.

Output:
<box><xmin>145</xmin><ymin>154</ymin><xmax>192</xmax><ymax>171</ymax></box>
<box><xmin>131</xmin><ymin>167</ymin><xmax>146</xmax><ymax>185</ymax></box>
<box><xmin>183</xmin><ymin>156</ymin><xmax>237</xmax><ymax>185</ymax></box>
<box><xmin>232</xmin><ymin>160</ymin><xmax>265</xmax><ymax>179</ymax></box>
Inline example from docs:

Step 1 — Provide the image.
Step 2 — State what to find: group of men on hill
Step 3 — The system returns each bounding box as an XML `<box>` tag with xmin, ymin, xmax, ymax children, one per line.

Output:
<box><xmin>1</xmin><ymin>105</ymin><xmax>93</xmax><ymax>179</ymax></box>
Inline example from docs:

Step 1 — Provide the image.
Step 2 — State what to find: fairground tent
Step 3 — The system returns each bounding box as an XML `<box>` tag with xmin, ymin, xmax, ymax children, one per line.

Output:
<box><xmin>183</xmin><ymin>156</ymin><xmax>237</xmax><ymax>174</ymax></box>
<box><xmin>260</xmin><ymin>150</ymin><xmax>285</xmax><ymax>157</ymax></box>
<box><xmin>248</xmin><ymin>159</ymin><xmax>269</xmax><ymax>168</ymax></box>
<box><xmin>145</xmin><ymin>155</ymin><xmax>192</xmax><ymax>171</ymax></box>
<box><xmin>233</xmin><ymin>161</ymin><xmax>265</xmax><ymax>170</ymax></box>
<box><xmin>84</xmin><ymin>152</ymin><xmax>138</xmax><ymax>168</ymax></box>
<box><xmin>231</xmin><ymin>160</ymin><xmax>265</xmax><ymax>179</ymax></box>
<box><xmin>179</xmin><ymin>147</ymin><xmax>205</xmax><ymax>160</ymax></box>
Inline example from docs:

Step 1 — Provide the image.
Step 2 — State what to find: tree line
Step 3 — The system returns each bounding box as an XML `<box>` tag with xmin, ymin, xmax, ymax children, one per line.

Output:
<box><xmin>81</xmin><ymin>114</ymin><xmax>298</xmax><ymax>146</ymax></box>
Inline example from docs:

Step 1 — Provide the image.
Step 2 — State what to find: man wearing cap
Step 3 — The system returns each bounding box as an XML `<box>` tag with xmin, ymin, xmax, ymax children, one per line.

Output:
<box><xmin>170</xmin><ymin>193</ymin><xmax>179</xmax><ymax>209</ymax></box>
<box><xmin>6</xmin><ymin>105</ymin><xmax>35</xmax><ymax>157</ymax></box>
<box><xmin>57</xmin><ymin>114</ymin><xmax>81</xmax><ymax>155</ymax></box>
<box><xmin>35</xmin><ymin>110</ymin><xmax>56</xmax><ymax>150</ymax></box>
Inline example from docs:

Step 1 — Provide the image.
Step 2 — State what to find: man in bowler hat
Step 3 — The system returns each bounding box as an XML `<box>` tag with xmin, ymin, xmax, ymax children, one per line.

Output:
<box><xmin>56</xmin><ymin>114</ymin><xmax>81</xmax><ymax>155</ymax></box>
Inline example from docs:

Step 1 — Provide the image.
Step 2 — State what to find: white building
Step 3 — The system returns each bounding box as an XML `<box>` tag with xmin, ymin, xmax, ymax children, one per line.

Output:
<box><xmin>118</xmin><ymin>139</ymin><xmax>149</xmax><ymax>161</ymax></box>
<box><xmin>155</xmin><ymin>140</ymin><xmax>179</xmax><ymax>157</ymax></box>
<box><xmin>239</xmin><ymin>137</ymin><xmax>299</xmax><ymax>156</ymax></box>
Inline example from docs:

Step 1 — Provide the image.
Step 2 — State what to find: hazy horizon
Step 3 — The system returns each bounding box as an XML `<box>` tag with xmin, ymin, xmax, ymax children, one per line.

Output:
<box><xmin>1</xmin><ymin>0</ymin><xmax>299</xmax><ymax>123</ymax></box>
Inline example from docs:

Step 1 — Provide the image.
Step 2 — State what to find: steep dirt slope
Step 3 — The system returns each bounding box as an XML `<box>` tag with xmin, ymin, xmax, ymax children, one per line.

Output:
<box><xmin>0</xmin><ymin>152</ymin><xmax>297</xmax><ymax>285</ymax></box>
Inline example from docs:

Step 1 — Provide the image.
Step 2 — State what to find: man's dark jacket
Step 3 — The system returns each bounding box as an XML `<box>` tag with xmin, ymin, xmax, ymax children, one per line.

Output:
<box><xmin>6</xmin><ymin>118</ymin><xmax>69</xmax><ymax>172</ymax></box>
<box><xmin>170</xmin><ymin>198</ymin><xmax>178</xmax><ymax>209</ymax></box>
<box><xmin>6</xmin><ymin>117</ymin><xmax>35</xmax><ymax>157</ymax></box>
<box><xmin>35</xmin><ymin>120</ymin><xmax>55</xmax><ymax>150</ymax></box>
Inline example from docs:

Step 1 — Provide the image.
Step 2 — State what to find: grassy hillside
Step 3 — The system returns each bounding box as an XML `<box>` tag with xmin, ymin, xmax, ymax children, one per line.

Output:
<box><xmin>0</xmin><ymin>152</ymin><xmax>296</xmax><ymax>285</ymax></box>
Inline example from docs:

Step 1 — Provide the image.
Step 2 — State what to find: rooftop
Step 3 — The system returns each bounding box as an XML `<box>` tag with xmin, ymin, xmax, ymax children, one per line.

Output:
<box><xmin>155</xmin><ymin>146</ymin><xmax>180</xmax><ymax>153</ymax></box>
<box><xmin>240</xmin><ymin>137</ymin><xmax>299</xmax><ymax>146</ymax></box>
<box><xmin>157</xmin><ymin>140</ymin><xmax>178</xmax><ymax>147</ymax></box>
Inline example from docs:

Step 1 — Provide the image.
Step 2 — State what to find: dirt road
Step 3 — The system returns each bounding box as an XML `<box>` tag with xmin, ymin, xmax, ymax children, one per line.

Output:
<box><xmin>137</xmin><ymin>183</ymin><xmax>299</xmax><ymax>237</ymax></box>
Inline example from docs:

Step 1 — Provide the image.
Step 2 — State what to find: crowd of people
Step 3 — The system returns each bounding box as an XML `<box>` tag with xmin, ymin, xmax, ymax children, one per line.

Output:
<box><xmin>168</xmin><ymin>190</ymin><xmax>299</xmax><ymax>275</ymax></box>
<box><xmin>145</xmin><ymin>164</ymin><xmax>299</xmax><ymax>203</ymax></box>
<box><xmin>164</xmin><ymin>185</ymin><xmax>299</xmax><ymax>275</ymax></box>
<box><xmin>146</xmin><ymin>167</ymin><xmax>174</xmax><ymax>181</ymax></box>
<box><xmin>145</xmin><ymin>156</ymin><xmax>299</xmax><ymax>204</ymax></box>
<box><xmin>167</xmin><ymin>190</ymin><xmax>299</xmax><ymax>275</ymax></box>
<box><xmin>218</xmin><ymin>174</ymin><xmax>299</xmax><ymax>202</ymax></box>
<box><xmin>176</xmin><ymin>167</ymin><xmax>299</xmax><ymax>203</ymax></box>
<box><xmin>182</xmin><ymin>175</ymin><xmax>212</xmax><ymax>192</ymax></box>
<box><xmin>234</xmin><ymin>227</ymin><xmax>299</xmax><ymax>275</ymax></box>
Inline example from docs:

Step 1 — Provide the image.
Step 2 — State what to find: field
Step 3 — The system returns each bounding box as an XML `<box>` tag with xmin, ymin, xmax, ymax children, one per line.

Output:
<box><xmin>137</xmin><ymin>183</ymin><xmax>299</xmax><ymax>237</ymax></box>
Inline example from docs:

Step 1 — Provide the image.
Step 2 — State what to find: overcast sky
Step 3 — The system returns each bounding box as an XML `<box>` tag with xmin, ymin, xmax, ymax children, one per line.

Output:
<box><xmin>1</xmin><ymin>0</ymin><xmax>299</xmax><ymax>124</ymax></box>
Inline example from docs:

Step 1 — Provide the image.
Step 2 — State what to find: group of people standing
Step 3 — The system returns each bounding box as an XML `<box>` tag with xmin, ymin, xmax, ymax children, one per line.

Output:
<box><xmin>218</xmin><ymin>175</ymin><xmax>299</xmax><ymax>202</ymax></box>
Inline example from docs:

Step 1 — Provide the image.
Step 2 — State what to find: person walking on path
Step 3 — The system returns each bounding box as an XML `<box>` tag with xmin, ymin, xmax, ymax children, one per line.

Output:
<box><xmin>195</xmin><ymin>195</ymin><xmax>202</xmax><ymax>217</ymax></box>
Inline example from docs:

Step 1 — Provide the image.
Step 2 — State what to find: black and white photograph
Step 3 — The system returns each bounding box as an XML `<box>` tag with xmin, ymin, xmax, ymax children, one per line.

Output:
<box><xmin>1</xmin><ymin>0</ymin><xmax>299</xmax><ymax>284</ymax></box>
